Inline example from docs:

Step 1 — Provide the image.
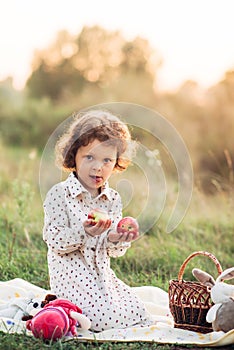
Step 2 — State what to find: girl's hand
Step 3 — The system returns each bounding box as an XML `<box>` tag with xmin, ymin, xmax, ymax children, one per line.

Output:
<box><xmin>83</xmin><ymin>219</ymin><xmax>112</xmax><ymax>237</ymax></box>
<box><xmin>108</xmin><ymin>230</ymin><xmax>139</xmax><ymax>243</ymax></box>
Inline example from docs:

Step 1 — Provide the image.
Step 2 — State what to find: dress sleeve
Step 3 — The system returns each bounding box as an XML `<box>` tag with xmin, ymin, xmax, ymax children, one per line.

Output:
<box><xmin>43</xmin><ymin>184</ymin><xmax>88</xmax><ymax>255</ymax></box>
<box><xmin>105</xmin><ymin>191</ymin><xmax>131</xmax><ymax>258</ymax></box>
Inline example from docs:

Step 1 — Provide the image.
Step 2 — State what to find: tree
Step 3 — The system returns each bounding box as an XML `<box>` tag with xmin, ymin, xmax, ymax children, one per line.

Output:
<box><xmin>195</xmin><ymin>70</ymin><xmax>234</xmax><ymax>192</ymax></box>
<box><xmin>26</xmin><ymin>26</ymin><xmax>161</xmax><ymax>103</ymax></box>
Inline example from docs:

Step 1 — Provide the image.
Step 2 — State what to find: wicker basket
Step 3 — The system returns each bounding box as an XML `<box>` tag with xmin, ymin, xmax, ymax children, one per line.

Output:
<box><xmin>168</xmin><ymin>251</ymin><xmax>223</xmax><ymax>333</ymax></box>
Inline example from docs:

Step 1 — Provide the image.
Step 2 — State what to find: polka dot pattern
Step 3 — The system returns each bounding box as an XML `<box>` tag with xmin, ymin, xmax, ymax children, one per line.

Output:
<box><xmin>43</xmin><ymin>172</ymin><xmax>153</xmax><ymax>331</ymax></box>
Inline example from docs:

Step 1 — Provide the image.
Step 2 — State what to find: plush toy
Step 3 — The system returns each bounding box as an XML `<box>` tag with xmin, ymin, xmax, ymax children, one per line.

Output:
<box><xmin>192</xmin><ymin>266</ymin><xmax>234</xmax><ymax>332</ymax></box>
<box><xmin>21</xmin><ymin>293</ymin><xmax>57</xmax><ymax>321</ymax></box>
<box><xmin>0</xmin><ymin>292</ymin><xmax>42</xmax><ymax>320</ymax></box>
<box><xmin>26</xmin><ymin>298</ymin><xmax>91</xmax><ymax>341</ymax></box>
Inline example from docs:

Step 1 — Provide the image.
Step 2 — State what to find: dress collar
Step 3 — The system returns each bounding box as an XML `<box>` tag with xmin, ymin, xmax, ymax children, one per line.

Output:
<box><xmin>66</xmin><ymin>172</ymin><xmax>112</xmax><ymax>201</ymax></box>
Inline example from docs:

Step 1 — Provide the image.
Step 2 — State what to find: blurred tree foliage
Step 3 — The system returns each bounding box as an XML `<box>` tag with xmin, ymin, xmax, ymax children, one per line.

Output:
<box><xmin>155</xmin><ymin>74</ymin><xmax>234</xmax><ymax>193</ymax></box>
<box><xmin>26</xmin><ymin>26</ymin><xmax>159</xmax><ymax>104</ymax></box>
<box><xmin>0</xmin><ymin>25</ymin><xmax>233</xmax><ymax>192</ymax></box>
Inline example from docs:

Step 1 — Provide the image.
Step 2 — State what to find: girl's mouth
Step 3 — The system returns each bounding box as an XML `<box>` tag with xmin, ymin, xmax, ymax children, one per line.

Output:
<box><xmin>90</xmin><ymin>175</ymin><xmax>103</xmax><ymax>184</ymax></box>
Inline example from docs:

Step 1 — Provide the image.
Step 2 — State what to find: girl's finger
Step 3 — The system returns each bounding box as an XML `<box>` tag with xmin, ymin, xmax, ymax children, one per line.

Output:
<box><xmin>126</xmin><ymin>233</ymin><xmax>134</xmax><ymax>242</ymax></box>
<box><xmin>104</xmin><ymin>220</ymin><xmax>112</xmax><ymax>229</ymax></box>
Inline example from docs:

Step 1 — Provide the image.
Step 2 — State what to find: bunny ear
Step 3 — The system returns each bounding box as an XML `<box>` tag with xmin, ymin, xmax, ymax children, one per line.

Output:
<box><xmin>206</xmin><ymin>303</ymin><xmax>221</xmax><ymax>323</ymax></box>
<box><xmin>192</xmin><ymin>268</ymin><xmax>215</xmax><ymax>287</ymax></box>
<box><xmin>216</xmin><ymin>267</ymin><xmax>234</xmax><ymax>283</ymax></box>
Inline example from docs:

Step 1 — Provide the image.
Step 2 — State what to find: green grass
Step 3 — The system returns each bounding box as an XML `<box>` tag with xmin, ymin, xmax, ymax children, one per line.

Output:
<box><xmin>0</xmin><ymin>145</ymin><xmax>234</xmax><ymax>349</ymax></box>
<box><xmin>0</xmin><ymin>333</ymin><xmax>216</xmax><ymax>350</ymax></box>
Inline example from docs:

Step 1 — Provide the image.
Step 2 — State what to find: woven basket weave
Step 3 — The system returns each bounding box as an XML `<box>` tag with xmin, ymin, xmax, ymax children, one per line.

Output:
<box><xmin>168</xmin><ymin>251</ymin><xmax>223</xmax><ymax>333</ymax></box>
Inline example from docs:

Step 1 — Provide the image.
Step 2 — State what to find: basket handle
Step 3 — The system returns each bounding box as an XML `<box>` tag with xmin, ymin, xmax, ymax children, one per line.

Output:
<box><xmin>178</xmin><ymin>251</ymin><xmax>223</xmax><ymax>282</ymax></box>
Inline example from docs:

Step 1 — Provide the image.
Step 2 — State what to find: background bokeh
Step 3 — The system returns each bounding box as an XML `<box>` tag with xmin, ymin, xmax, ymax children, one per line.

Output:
<box><xmin>1</xmin><ymin>2</ymin><xmax>233</xmax><ymax>194</ymax></box>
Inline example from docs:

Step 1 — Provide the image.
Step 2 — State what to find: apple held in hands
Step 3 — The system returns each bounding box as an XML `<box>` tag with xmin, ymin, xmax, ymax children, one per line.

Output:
<box><xmin>117</xmin><ymin>216</ymin><xmax>139</xmax><ymax>239</ymax></box>
<box><xmin>88</xmin><ymin>208</ymin><xmax>110</xmax><ymax>225</ymax></box>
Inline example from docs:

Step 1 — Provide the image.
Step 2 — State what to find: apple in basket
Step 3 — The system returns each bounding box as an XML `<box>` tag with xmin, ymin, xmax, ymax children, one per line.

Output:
<box><xmin>117</xmin><ymin>216</ymin><xmax>139</xmax><ymax>239</ymax></box>
<box><xmin>88</xmin><ymin>208</ymin><xmax>110</xmax><ymax>225</ymax></box>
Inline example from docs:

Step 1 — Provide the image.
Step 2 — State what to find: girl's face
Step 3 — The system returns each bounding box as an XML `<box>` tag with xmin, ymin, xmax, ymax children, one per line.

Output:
<box><xmin>75</xmin><ymin>139</ymin><xmax>117</xmax><ymax>197</ymax></box>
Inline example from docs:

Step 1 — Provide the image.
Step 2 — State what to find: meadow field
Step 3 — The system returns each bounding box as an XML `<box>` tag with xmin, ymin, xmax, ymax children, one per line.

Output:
<box><xmin>1</xmin><ymin>20</ymin><xmax>234</xmax><ymax>349</ymax></box>
<box><xmin>0</xmin><ymin>143</ymin><xmax>233</xmax><ymax>349</ymax></box>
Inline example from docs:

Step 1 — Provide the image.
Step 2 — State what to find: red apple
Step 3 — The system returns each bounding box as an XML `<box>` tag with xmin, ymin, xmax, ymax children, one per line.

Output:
<box><xmin>117</xmin><ymin>216</ymin><xmax>139</xmax><ymax>238</ymax></box>
<box><xmin>88</xmin><ymin>208</ymin><xmax>109</xmax><ymax>225</ymax></box>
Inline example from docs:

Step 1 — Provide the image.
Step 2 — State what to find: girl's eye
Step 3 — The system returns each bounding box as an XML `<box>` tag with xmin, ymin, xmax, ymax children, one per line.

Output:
<box><xmin>86</xmin><ymin>155</ymin><xmax>93</xmax><ymax>160</ymax></box>
<box><xmin>104</xmin><ymin>158</ymin><xmax>112</xmax><ymax>164</ymax></box>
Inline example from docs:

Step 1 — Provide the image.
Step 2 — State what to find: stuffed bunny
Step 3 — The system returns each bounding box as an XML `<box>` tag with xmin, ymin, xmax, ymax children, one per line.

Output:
<box><xmin>192</xmin><ymin>266</ymin><xmax>234</xmax><ymax>332</ymax></box>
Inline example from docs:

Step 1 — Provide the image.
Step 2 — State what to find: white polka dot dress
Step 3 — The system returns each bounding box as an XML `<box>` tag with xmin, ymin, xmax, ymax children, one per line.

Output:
<box><xmin>43</xmin><ymin>172</ymin><xmax>154</xmax><ymax>331</ymax></box>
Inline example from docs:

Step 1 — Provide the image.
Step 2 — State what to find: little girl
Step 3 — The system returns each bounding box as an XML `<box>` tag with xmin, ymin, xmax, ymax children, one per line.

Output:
<box><xmin>43</xmin><ymin>109</ymin><xmax>153</xmax><ymax>331</ymax></box>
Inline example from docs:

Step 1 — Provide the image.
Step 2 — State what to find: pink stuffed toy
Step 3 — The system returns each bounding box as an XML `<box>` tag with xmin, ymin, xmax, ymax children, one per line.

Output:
<box><xmin>26</xmin><ymin>298</ymin><xmax>91</xmax><ymax>341</ymax></box>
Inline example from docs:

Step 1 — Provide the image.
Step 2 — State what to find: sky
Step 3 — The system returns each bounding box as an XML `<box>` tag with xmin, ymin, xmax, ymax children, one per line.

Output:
<box><xmin>1</xmin><ymin>0</ymin><xmax>234</xmax><ymax>91</ymax></box>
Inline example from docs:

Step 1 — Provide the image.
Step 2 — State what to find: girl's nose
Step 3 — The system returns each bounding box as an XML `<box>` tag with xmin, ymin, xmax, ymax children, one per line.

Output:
<box><xmin>92</xmin><ymin>160</ymin><xmax>103</xmax><ymax>170</ymax></box>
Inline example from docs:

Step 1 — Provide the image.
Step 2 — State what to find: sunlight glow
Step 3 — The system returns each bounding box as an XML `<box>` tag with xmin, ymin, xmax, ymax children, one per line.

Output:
<box><xmin>1</xmin><ymin>0</ymin><xmax>234</xmax><ymax>91</ymax></box>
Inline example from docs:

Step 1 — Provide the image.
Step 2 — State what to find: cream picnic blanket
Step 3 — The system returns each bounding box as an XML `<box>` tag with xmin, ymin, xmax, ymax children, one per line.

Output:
<box><xmin>0</xmin><ymin>278</ymin><xmax>234</xmax><ymax>347</ymax></box>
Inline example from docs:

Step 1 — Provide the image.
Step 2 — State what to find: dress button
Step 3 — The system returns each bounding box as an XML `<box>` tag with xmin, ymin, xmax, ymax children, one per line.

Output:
<box><xmin>91</xmin><ymin>247</ymin><xmax>95</xmax><ymax>252</ymax></box>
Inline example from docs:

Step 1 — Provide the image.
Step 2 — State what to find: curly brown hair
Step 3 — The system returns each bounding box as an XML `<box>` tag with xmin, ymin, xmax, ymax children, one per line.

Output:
<box><xmin>55</xmin><ymin>109</ymin><xmax>135</xmax><ymax>172</ymax></box>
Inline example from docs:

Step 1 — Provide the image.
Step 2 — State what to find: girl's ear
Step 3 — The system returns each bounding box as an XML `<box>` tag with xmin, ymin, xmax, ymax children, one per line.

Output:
<box><xmin>192</xmin><ymin>268</ymin><xmax>215</xmax><ymax>287</ymax></box>
<box><xmin>216</xmin><ymin>267</ymin><xmax>234</xmax><ymax>283</ymax></box>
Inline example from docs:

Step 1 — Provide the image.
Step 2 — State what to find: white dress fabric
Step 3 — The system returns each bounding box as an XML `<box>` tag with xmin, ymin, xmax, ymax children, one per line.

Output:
<box><xmin>43</xmin><ymin>172</ymin><xmax>154</xmax><ymax>331</ymax></box>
